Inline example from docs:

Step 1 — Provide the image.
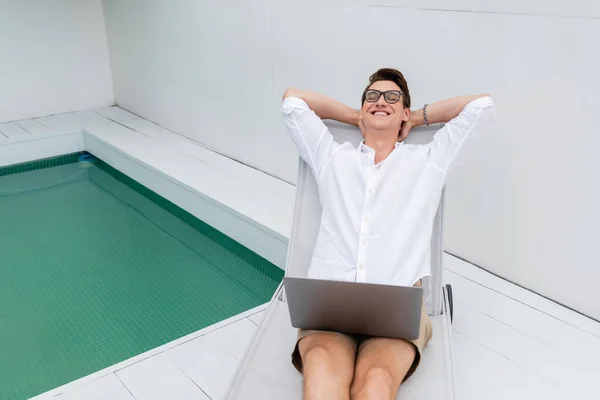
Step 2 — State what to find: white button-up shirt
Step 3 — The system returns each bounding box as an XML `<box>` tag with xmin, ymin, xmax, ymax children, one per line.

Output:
<box><xmin>281</xmin><ymin>96</ymin><xmax>495</xmax><ymax>287</ymax></box>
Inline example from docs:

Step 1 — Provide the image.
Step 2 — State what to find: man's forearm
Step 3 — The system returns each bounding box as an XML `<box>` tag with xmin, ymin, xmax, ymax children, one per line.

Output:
<box><xmin>283</xmin><ymin>87</ymin><xmax>359</xmax><ymax>126</ymax></box>
<box><xmin>409</xmin><ymin>94</ymin><xmax>490</xmax><ymax>127</ymax></box>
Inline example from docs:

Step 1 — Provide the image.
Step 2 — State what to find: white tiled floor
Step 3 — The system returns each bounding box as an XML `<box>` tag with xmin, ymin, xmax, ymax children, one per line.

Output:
<box><xmin>168</xmin><ymin>335</ymin><xmax>238</xmax><ymax>400</ymax></box>
<box><xmin>248</xmin><ymin>311</ymin><xmax>267</xmax><ymax>327</ymax></box>
<box><xmin>446</xmin><ymin>256</ymin><xmax>600</xmax><ymax>400</ymax></box>
<box><xmin>34</xmin><ymin>254</ymin><xmax>600</xmax><ymax>400</ymax></box>
<box><xmin>116</xmin><ymin>353</ymin><xmax>210</xmax><ymax>400</ymax></box>
<box><xmin>59</xmin><ymin>374</ymin><xmax>134</xmax><ymax>400</ymax></box>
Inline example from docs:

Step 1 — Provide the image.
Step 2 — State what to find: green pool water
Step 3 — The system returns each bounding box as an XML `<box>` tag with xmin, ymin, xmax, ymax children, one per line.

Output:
<box><xmin>0</xmin><ymin>154</ymin><xmax>283</xmax><ymax>399</ymax></box>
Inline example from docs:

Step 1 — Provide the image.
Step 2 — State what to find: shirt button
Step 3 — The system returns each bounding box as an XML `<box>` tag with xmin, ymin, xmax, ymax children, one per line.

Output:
<box><xmin>368</xmin><ymin>189</ymin><xmax>373</xmax><ymax>195</ymax></box>
<box><xmin>364</xmin><ymin>216</ymin><xmax>369</xmax><ymax>222</ymax></box>
<box><xmin>362</xmin><ymin>239</ymin><xmax>366</xmax><ymax>245</ymax></box>
<box><xmin>358</xmin><ymin>263</ymin><xmax>364</xmax><ymax>270</ymax></box>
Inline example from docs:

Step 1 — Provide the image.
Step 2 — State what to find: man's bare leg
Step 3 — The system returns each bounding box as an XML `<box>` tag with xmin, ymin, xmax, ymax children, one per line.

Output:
<box><xmin>350</xmin><ymin>338</ymin><xmax>417</xmax><ymax>400</ymax></box>
<box><xmin>298</xmin><ymin>332</ymin><xmax>356</xmax><ymax>400</ymax></box>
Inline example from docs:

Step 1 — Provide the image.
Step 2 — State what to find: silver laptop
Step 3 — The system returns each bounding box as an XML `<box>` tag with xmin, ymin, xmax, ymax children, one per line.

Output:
<box><xmin>284</xmin><ymin>277</ymin><xmax>423</xmax><ymax>340</ymax></box>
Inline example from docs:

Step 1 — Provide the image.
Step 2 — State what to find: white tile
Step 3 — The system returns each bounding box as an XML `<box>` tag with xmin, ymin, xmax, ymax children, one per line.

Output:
<box><xmin>453</xmin><ymin>299</ymin><xmax>600</xmax><ymax>397</ymax></box>
<box><xmin>0</xmin><ymin>122</ymin><xmax>30</xmax><ymax>138</ymax></box>
<box><xmin>447</xmin><ymin>256</ymin><xmax>600</xmax><ymax>399</ymax></box>
<box><xmin>169</xmin><ymin>334</ymin><xmax>239</xmax><ymax>400</ymax></box>
<box><xmin>56</xmin><ymin>111</ymin><xmax>115</xmax><ymax>131</ymax></box>
<box><xmin>15</xmin><ymin>119</ymin><xmax>50</xmax><ymax>136</ymax></box>
<box><xmin>203</xmin><ymin>318</ymin><xmax>257</xmax><ymax>360</ymax></box>
<box><xmin>54</xmin><ymin>112</ymin><xmax>85</xmax><ymax>128</ymax></box>
<box><xmin>445</xmin><ymin>253</ymin><xmax>600</xmax><ymax>338</ymax></box>
<box><xmin>445</xmin><ymin>268</ymin><xmax>600</xmax><ymax>370</ymax></box>
<box><xmin>454</xmin><ymin>380</ymin><xmax>506</xmax><ymax>400</ymax></box>
<box><xmin>94</xmin><ymin>106</ymin><xmax>143</xmax><ymax>123</ymax></box>
<box><xmin>35</xmin><ymin>115</ymin><xmax>78</xmax><ymax>133</ymax></box>
<box><xmin>0</xmin><ymin>131</ymin><xmax>83</xmax><ymax>168</ymax></box>
<box><xmin>73</xmin><ymin>110</ymin><xmax>120</xmax><ymax>127</ymax></box>
<box><xmin>452</xmin><ymin>332</ymin><xmax>576</xmax><ymax>400</ymax></box>
<box><xmin>60</xmin><ymin>374</ymin><xmax>134</xmax><ymax>400</ymax></box>
<box><xmin>248</xmin><ymin>310</ymin><xmax>266</xmax><ymax>326</ymax></box>
<box><xmin>29</xmin><ymin>394</ymin><xmax>64</xmax><ymax>400</ymax></box>
<box><xmin>116</xmin><ymin>353</ymin><xmax>209</xmax><ymax>400</ymax></box>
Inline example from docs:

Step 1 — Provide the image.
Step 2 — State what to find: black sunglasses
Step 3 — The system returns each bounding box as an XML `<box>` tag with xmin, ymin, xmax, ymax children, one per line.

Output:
<box><xmin>363</xmin><ymin>89</ymin><xmax>403</xmax><ymax>104</ymax></box>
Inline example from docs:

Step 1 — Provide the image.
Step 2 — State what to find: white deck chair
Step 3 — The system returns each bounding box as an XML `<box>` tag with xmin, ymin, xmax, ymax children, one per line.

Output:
<box><xmin>226</xmin><ymin>123</ymin><xmax>455</xmax><ymax>399</ymax></box>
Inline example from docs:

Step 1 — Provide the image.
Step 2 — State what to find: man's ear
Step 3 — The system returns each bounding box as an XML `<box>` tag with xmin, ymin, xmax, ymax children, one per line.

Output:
<box><xmin>404</xmin><ymin>108</ymin><xmax>411</xmax><ymax>122</ymax></box>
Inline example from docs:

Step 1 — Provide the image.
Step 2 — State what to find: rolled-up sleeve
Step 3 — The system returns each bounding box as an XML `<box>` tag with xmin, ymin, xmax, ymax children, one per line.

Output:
<box><xmin>426</xmin><ymin>96</ymin><xmax>496</xmax><ymax>174</ymax></box>
<box><xmin>281</xmin><ymin>97</ymin><xmax>337</xmax><ymax>178</ymax></box>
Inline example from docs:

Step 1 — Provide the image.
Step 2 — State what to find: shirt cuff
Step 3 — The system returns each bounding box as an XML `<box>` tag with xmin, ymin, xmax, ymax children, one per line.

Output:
<box><xmin>464</xmin><ymin>95</ymin><xmax>495</xmax><ymax>113</ymax></box>
<box><xmin>281</xmin><ymin>96</ymin><xmax>310</xmax><ymax>114</ymax></box>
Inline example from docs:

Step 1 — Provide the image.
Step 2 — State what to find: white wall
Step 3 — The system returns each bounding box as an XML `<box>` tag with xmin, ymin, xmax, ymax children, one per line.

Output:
<box><xmin>102</xmin><ymin>0</ymin><xmax>600</xmax><ymax>320</ymax></box>
<box><xmin>0</xmin><ymin>0</ymin><xmax>113</xmax><ymax>123</ymax></box>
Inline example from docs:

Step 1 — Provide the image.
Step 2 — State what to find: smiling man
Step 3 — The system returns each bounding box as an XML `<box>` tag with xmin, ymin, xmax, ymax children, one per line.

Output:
<box><xmin>281</xmin><ymin>68</ymin><xmax>495</xmax><ymax>400</ymax></box>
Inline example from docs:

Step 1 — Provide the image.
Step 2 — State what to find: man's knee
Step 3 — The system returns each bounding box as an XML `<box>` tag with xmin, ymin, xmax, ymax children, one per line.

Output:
<box><xmin>300</xmin><ymin>334</ymin><xmax>354</xmax><ymax>363</ymax></box>
<box><xmin>301</xmin><ymin>340</ymin><xmax>345</xmax><ymax>374</ymax></box>
<box><xmin>300</xmin><ymin>337</ymin><xmax>355</xmax><ymax>400</ymax></box>
<box><xmin>303</xmin><ymin>343</ymin><xmax>333</xmax><ymax>365</ymax></box>
<box><xmin>351</xmin><ymin>366</ymin><xmax>395</xmax><ymax>399</ymax></box>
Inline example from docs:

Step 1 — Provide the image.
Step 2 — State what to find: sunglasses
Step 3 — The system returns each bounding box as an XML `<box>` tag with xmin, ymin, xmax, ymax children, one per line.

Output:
<box><xmin>363</xmin><ymin>89</ymin><xmax>403</xmax><ymax>104</ymax></box>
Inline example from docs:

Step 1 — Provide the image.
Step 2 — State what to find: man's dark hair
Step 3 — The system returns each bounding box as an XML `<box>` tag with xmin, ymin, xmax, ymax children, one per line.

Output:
<box><xmin>361</xmin><ymin>68</ymin><xmax>411</xmax><ymax>109</ymax></box>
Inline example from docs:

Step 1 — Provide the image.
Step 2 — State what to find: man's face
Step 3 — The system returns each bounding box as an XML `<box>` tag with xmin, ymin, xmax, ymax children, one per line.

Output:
<box><xmin>360</xmin><ymin>80</ymin><xmax>410</xmax><ymax>134</ymax></box>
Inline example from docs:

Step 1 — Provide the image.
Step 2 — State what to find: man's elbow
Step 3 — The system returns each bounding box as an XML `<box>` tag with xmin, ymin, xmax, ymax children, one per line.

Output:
<box><xmin>283</xmin><ymin>87</ymin><xmax>301</xmax><ymax>101</ymax></box>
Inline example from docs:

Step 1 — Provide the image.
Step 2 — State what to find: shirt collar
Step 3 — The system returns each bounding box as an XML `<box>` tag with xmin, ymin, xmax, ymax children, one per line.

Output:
<box><xmin>358</xmin><ymin>140</ymin><xmax>402</xmax><ymax>154</ymax></box>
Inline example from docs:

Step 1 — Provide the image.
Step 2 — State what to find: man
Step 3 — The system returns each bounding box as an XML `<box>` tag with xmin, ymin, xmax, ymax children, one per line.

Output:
<box><xmin>281</xmin><ymin>68</ymin><xmax>495</xmax><ymax>400</ymax></box>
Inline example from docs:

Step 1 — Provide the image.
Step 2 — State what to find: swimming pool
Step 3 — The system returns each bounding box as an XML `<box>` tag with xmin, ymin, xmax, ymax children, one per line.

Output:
<box><xmin>0</xmin><ymin>153</ymin><xmax>283</xmax><ymax>399</ymax></box>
